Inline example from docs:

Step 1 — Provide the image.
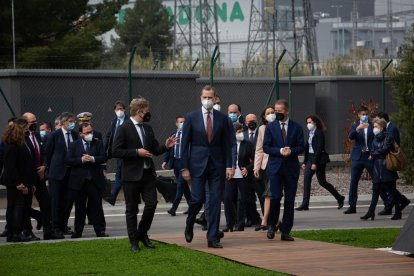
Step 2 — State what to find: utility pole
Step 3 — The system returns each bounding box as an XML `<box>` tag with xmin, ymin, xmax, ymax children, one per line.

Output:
<box><xmin>331</xmin><ymin>4</ymin><xmax>342</xmax><ymax>56</ymax></box>
<box><xmin>351</xmin><ymin>0</ymin><xmax>358</xmax><ymax>56</ymax></box>
<box><xmin>386</xmin><ymin>0</ymin><xmax>393</xmax><ymax>58</ymax></box>
<box><xmin>291</xmin><ymin>0</ymin><xmax>297</xmax><ymax>61</ymax></box>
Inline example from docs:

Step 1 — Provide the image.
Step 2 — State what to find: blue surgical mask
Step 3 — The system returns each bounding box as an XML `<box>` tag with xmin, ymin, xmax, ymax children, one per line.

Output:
<box><xmin>360</xmin><ymin>115</ymin><xmax>368</xmax><ymax>123</ymax></box>
<box><xmin>68</xmin><ymin>122</ymin><xmax>75</xmax><ymax>131</ymax></box>
<box><xmin>228</xmin><ymin>113</ymin><xmax>238</xmax><ymax>122</ymax></box>
<box><xmin>178</xmin><ymin>122</ymin><xmax>183</xmax><ymax>130</ymax></box>
<box><xmin>40</xmin><ymin>130</ymin><xmax>46</xmax><ymax>138</ymax></box>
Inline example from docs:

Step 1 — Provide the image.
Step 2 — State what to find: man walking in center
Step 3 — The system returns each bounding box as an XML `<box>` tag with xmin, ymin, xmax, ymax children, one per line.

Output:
<box><xmin>182</xmin><ymin>85</ymin><xmax>235</xmax><ymax>249</ymax></box>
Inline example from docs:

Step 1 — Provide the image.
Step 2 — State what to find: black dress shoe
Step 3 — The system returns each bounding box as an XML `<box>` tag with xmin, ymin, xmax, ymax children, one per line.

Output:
<box><xmin>138</xmin><ymin>233</ymin><xmax>155</xmax><ymax>248</ymax></box>
<box><xmin>184</xmin><ymin>225</ymin><xmax>194</xmax><ymax>243</ymax></box>
<box><xmin>245</xmin><ymin>220</ymin><xmax>253</xmax><ymax>227</ymax></box>
<box><xmin>337</xmin><ymin>196</ymin><xmax>345</xmax><ymax>209</ymax></box>
<box><xmin>167</xmin><ymin>209</ymin><xmax>176</xmax><ymax>216</ymax></box>
<box><xmin>130</xmin><ymin>240</ymin><xmax>140</xmax><ymax>252</ymax></box>
<box><xmin>63</xmin><ymin>226</ymin><xmax>74</xmax><ymax>235</ymax></box>
<box><xmin>103</xmin><ymin>196</ymin><xmax>115</xmax><ymax>206</ymax></box>
<box><xmin>401</xmin><ymin>200</ymin><xmax>411</xmax><ymax>212</ymax></box>
<box><xmin>343</xmin><ymin>207</ymin><xmax>356</xmax><ymax>214</ymax></box>
<box><xmin>44</xmin><ymin>230</ymin><xmax>64</xmax><ymax>240</ymax></box>
<box><xmin>195</xmin><ymin>217</ymin><xmax>207</xmax><ymax>227</ymax></box>
<box><xmin>234</xmin><ymin>225</ymin><xmax>244</xmax><ymax>231</ymax></box>
<box><xmin>378</xmin><ymin>209</ymin><xmax>392</xmax><ymax>216</ymax></box>
<box><xmin>217</xmin><ymin>230</ymin><xmax>224</xmax><ymax>240</ymax></box>
<box><xmin>201</xmin><ymin>226</ymin><xmax>208</xmax><ymax>231</ymax></box>
<box><xmin>222</xmin><ymin>227</ymin><xmax>233</xmax><ymax>232</ymax></box>
<box><xmin>267</xmin><ymin>226</ymin><xmax>276</xmax><ymax>239</ymax></box>
<box><xmin>391</xmin><ymin>213</ymin><xmax>402</xmax><ymax>220</ymax></box>
<box><xmin>295</xmin><ymin>205</ymin><xmax>309</xmax><ymax>211</ymax></box>
<box><xmin>281</xmin><ymin>233</ymin><xmax>294</xmax><ymax>241</ymax></box>
<box><xmin>26</xmin><ymin>231</ymin><xmax>40</xmax><ymax>241</ymax></box>
<box><xmin>208</xmin><ymin>240</ymin><xmax>223</xmax><ymax>248</ymax></box>
<box><xmin>360</xmin><ymin>213</ymin><xmax>375</xmax><ymax>220</ymax></box>
<box><xmin>0</xmin><ymin>229</ymin><xmax>8</xmax><ymax>237</ymax></box>
<box><xmin>13</xmin><ymin>233</ymin><xmax>32</xmax><ymax>242</ymax></box>
<box><xmin>96</xmin><ymin>231</ymin><xmax>109</xmax><ymax>238</ymax></box>
<box><xmin>71</xmin><ymin>232</ymin><xmax>82</xmax><ymax>239</ymax></box>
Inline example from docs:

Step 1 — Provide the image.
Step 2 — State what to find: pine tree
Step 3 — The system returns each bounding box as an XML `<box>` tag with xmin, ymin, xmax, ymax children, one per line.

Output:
<box><xmin>390</xmin><ymin>24</ymin><xmax>414</xmax><ymax>184</ymax></box>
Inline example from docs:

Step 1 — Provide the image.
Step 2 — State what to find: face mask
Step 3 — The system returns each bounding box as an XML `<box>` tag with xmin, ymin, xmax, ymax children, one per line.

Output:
<box><xmin>201</xmin><ymin>99</ymin><xmax>214</xmax><ymax>110</ymax></box>
<box><xmin>40</xmin><ymin>130</ymin><xmax>46</xmax><ymax>138</ymax></box>
<box><xmin>276</xmin><ymin>112</ymin><xmax>285</xmax><ymax>121</ymax></box>
<box><xmin>83</xmin><ymin>133</ymin><xmax>93</xmax><ymax>142</ymax></box>
<box><xmin>178</xmin><ymin>122</ymin><xmax>183</xmax><ymax>130</ymax></box>
<box><xmin>307</xmin><ymin>123</ymin><xmax>316</xmax><ymax>131</ymax></box>
<box><xmin>247</xmin><ymin>122</ymin><xmax>257</xmax><ymax>131</ymax></box>
<box><xmin>228</xmin><ymin>113</ymin><xmax>238</xmax><ymax>122</ymax></box>
<box><xmin>360</xmin><ymin>115</ymin><xmax>368</xmax><ymax>123</ymax></box>
<box><xmin>373</xmin><ymin>127</ymin><xmax>381</xmax><ymax>136</ymax></box>
<box><xmin>142</xmin><ymin>112</ymin><xmax>151</xmax><ymax>122</ymax></box>
<box><xmin>68</xmin><ymin>122</ymin><xmax>75</xmax><ymax>131</ymax></box>
<box><xmin>29</xmin><ymin>123</ymin><xmax>37</xmax><ymax>132</ymax></box>
<box><xmin>213</xmin><ymin>104</ymin><xmax>221</xmax><ymax>111</ymax></box>
<box><xmin>115</xmin><ymin>110</ymin><xmax>125</xmax><ymax>118</ymax></box>
<box><xmin>265</xmin><ymin>113</ymin><xmax>276</xmax><ymax>123</ymax></box>
<box><xmin>236</xmin><ymin>133</ymin><xmax>244</xmax><ymax>142</ymax></box>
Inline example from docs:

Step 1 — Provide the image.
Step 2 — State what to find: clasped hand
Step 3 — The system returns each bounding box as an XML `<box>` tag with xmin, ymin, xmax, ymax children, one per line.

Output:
<box><xmin>281</xmin><ymin>147</ymin><xmax>291</xmax><ymax>157</ymax></box>
<box><xmin>82</xmin><ymin>154</ymin><xmax>92</xmax><ymax>162</ymax></box>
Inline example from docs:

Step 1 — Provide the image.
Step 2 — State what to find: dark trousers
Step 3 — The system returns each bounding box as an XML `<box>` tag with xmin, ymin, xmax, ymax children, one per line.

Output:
<box><xmin>381</xmin><ymin>181</ymin><xmax>409</xmax><ymax>212</ymax></box>
<box><xmin>6</xmin><ymin>186</ymin><xmax>27</xmax><ymax>237</ymax></box>
<box><xmin>33</xmin><ymin>180</ymin><xmax>52</xmax><ymax>233</ymax></box>
<box><xmin>123</xmin><ymin>170</ymin><xmax>158</xmax><ymax>242</ymax></box>
<box><xmin>171</xmin><ymin>159</ymin><xmax>191</xmax><ymax>211</ymax></box>
<box><xmin>301</xmin><ymin>155</ymin><xmax>342</xmax><ymax>207</ymax></box>
<box><xmin>349</xmin><ymin>152</ymin><xmax>374</xmax><ymax>208</ymax></box>
<box><xmin>186</xmin><ymin>158</ymin><xmax>224</xmax><ymax>242</ymax></box>
<box><xmin>68</xmin><ymin>179</ymin><xmax>106</xmax><ymax>234</ymax></box>
<box><xmin>110</xmin><ymin>158</ymin><xmax>123</xmax><ymax>200</ymax></box>
<box><xmin>366</xmin><ymin>181</ymin><xmax>401</xmax><ymax>215</ymax></box>
<box><xmin>268</xmin><ymin>163</ymin><xmax>298</xmax><ymax>234</ymax></box>
<box><xmin>49</xmin><ymin>172</ymin><xmax>72</xmax><ymax>231</ymax></box>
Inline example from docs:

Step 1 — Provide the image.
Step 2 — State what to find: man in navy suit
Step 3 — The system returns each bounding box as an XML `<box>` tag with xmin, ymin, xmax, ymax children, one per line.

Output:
<box><xmin>182</xmin><ymin>85</ymin><xmax>235</xmax><ymax>249</ymax></box>
<box><xmin>45</xmin><ymin>112</ymin><xmax>79</xmax><ymax>236</ymax></box>
<box><xmin>344</xmin><ymin>106</ymin><xmax>375</xmax><ymax>214</ymax></box>
<box><xmin>264</xmin><ymin>99</ymin><xmax>304</xmax><ymax>241</ymax></box>
<box><xmin>67</xmin><ymin>123</ymin><xmax>108</xmax><ymax>238</ymax></box>
<box><xmin>162</xmin><ymin>115</ymin><xmax>191</xmax><ymax>216</ymax></box>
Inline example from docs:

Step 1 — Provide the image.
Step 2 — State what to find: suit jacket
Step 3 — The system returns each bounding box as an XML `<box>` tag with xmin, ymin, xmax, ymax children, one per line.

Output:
<box><xmin>387</xmin><ymin>122</ymin><xmax>400</xmax><ymax>146</ymax></box>
<box><xmin>303</xmin><ymin>128</ymin><xmax>330</xmax><ymax>165</ymax></box>
<box><xmin>105</xmin><ymin>115</ymin><xmax>129</xmax><ymax>159</ymax></box>
<box><xmin>45</xmin><ymin>128</ymin><xmax>79</xmax><ymax>180</ymax></box>
<box><xmin>25</xmin><ymin>131</ymin><xmax>45</xmax><ymax>167</ymax></box>
<box><xmin>263</xmin><ymin>119</ymin><xmax>304</xmax><ymax>178</ymax></box>
<box><xmin>180</xmin><ymin>108</ymin><xmax>234</xmax><ymax>178</ymax></box>
<box><xmin>254</xmin><ymin>125</ymin><xmax>269</xmax><ymax>171</ymax></box>
<box><xmin>0</xmin><ymin>143</ymin><xmax>37</xmax><ymax>188</ymax></box>
<box><xmin>163</xmin><ymin>130</ymin><xmax>182</xmax><ymax>169</ymax></box>
<box><xmin>243</xmin><ymin>128</ymin><xmax>258</xmax><ymax>148</ymax></box>
<box><xmin>112</xmin><ymin>119</ymin><xmax>168</xmax><ymax>182</ymax></box>
<box><xmin>66</xmin><ymin>138</ymin><xmax>108</xmax><ymax>190</ymax></box>
<box><xmin>237</xmin><ymin>140</ymin><xmax>255</xmax><ymax>175</ymax></box>
<box><xmin>348</xmin><ymin>121</ymin><xmax>374</xmax><ymax>161</ymax></box>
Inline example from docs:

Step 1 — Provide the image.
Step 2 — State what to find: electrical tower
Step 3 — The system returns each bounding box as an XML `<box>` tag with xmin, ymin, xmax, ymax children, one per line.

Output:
<box><xmin>302</xmin><ymin>0</ymin><xmax>319</xmax><ymax>74</ymax></box>
<box><xmin>351</xmin><ymin>0</ymin><xmax>358</xmax><ymax>52</ymax></box>
<box><xmin>386</xmin><ymin>0</ymin><xmax>393</xmax><ymax>57</ymax></box>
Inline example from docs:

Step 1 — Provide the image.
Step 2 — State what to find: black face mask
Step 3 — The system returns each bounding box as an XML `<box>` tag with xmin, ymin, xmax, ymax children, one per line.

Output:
<box><xmin>247</xmin><ymin>122</ymin><xmax>257</xmax><ymax>131</ymax></box>
<box><xmin>143</xmin><ymin>112</ymin><xmax>151</xmax><ymax>122</ymax></box>
<box><xmin>29</xmin><ymin>123</ymin><xmax>37</xmax><ymax>132</ymax></box>
<box><xmin>276</xmin><ymin>113</ymin><xmax>285</xmax><ymax>121</ymax></box>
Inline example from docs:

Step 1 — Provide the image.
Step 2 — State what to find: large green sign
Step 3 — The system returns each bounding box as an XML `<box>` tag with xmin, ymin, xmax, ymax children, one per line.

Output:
<box><xmin>165</xmin><ymin>1</ymin><xmax>244</xmax><ymax>25</ymax></box>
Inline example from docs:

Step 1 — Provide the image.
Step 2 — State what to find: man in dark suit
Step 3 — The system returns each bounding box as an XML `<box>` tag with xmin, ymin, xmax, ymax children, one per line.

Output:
<box><xmin>182</xmin><ymin>85</ymin><xmax>235</xmax><ymax>249</ymax></box>
<box><xmin>112</xmin><ymin>97</ymin><xmax>176</xmax><ymax>252</ymax></box>
<box><xmin>162</xmin><ymin>115</ymin><xmax>191</xmax><ymax>216</ymax></box>
<box><xmin>344</xmin><ymin>106</ymin><xmax>374</xmax><ymax>214</ymax></box>
<box><xmin>264</xmin><ymin>99</ymin><xmax>304</xmax><ymax>241</ymax></box>
<box><xmin>376</xmin><ymin>112</ymin><xmax>410</xmax><ymax>216</ymax></box>
<box><xmin>77</xmin><ymin>112</ymin><xmax>103</xmax><ymax>140</ymax></box>
<box><xmin>66</xmin><ymin>123</ymin><xmax>108</xmax><ymax>238</ymax></box>
<box><xmin>104</xmin><ymin>101</ymin><xmax>129</xmax><ymax>206</ymax></box>
<box><xmin>45</xmin><ymin>112</ymin><xmax>79</xmax><ymax>236</ymax></box>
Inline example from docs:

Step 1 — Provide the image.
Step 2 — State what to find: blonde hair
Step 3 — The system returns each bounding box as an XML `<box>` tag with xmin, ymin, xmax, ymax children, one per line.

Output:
<box><xmin>372</xmin><ymin>117</ymin><xmax>387</xmax><ymax>130</ymax></box>
<box><xmin>130</xmin><ymin>98</ymin><xmax>149</xmax><ymax>116</ymax></box>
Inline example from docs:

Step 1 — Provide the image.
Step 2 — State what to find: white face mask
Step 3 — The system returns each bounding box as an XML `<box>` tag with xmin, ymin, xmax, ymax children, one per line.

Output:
<box><xmin>83</xmin><ymin>133</ymin><xmax>93</xmax><ymax>142</ymax></box>
<box><xmin>213</xmin><ymin>104</ymin><xmax>221</xmax><ymax>111</ymax></box>
<box><xmin>373</xmin><ymin>127</ymin><xmax>381</xmax><ymax>136</ymax></box>
<box><xmin>265</xmin><ymin>113</ymin><xmax>276</xmax><ymax>123</ymax></box>
<box><xmin>115</xmin><ymin>110</ymin><xmax>125</xmax><ymax>118</ymax></box>
<box><xmin>236</xmin><ymin>133</ymin><xmax>244</xmax><ymax>142</ymax></box>
<box><xmin>201</xmin><ymin>99</ymin><xmax>214</xmax><ymax>110</ymax></box>
<box><xmin>307</xmin><ymin>123</ymin><xmax>316</xmax><ymax>131</ymax></box>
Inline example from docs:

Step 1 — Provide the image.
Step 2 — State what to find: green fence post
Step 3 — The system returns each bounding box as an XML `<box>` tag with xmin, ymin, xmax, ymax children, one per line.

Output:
<box><xmin>210</xmin><ymin>46</ymin><xmax>220</xmax><ymax>86</ymax></box>
<box><xmin>288</xmin><ymin>59</ymin><xmax>300</xmax><ymax>118</ymax></box>
<box><xmin>0</xmin><ymin>87</ymin><xmax>16</xmax><ymax>117</ymax></box>
<box><xmin>128</xmin><ymin>47</ymin><xmax>137</xmax><ymax>103</ymax></box>
<box><xmin>382</xmin><ymin>59</ymin><xmax>393</xmax><ymax>112</ymax></box>
<box><xmin>266</xmin><ymin>49</ymin><xmax>287</xmax><ymax>106</ymax></box>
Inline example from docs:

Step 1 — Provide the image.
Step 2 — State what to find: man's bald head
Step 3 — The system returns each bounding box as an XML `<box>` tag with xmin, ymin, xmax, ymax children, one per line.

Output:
<box><xmin>22</xmin><ymin>112</ymin><xmax>37</xmax><ymax>122</ymax></box>
<box><xmin>227</xmin><ymin>104</ymin><xmax>240</xmax><ymax>115</ymax></box>
<box><xmin>245</xmin><ymin>114</ymin><xmax>257</xmax><ymax>123</ymax></box>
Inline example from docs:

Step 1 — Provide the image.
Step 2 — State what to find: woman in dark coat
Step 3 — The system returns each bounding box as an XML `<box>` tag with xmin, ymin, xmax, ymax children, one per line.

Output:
<box><xmin>0</xmin><ymin>118</ymin><xmax>35</xmax><ymax>242</ymax></box>
<box><xmin>360</xmin><ymin>118</ymin><xmax>400</xmax><ymax>220</ymax></box>
<box><xmin>296</xmin><ymin>115</ymin><xmax>345</xmax><ymax>210</ymax></box>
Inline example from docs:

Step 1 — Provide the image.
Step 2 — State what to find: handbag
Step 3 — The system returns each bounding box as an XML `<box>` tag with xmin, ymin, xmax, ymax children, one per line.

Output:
<box><xmin>385</xmin><ymin>142</ymin><xmax>407</xmax><ymax>171</ymax></box>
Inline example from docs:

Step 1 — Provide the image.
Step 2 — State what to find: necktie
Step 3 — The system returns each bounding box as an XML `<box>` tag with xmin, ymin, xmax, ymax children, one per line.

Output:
<box><xmin>31</xmin><ymin>133</ymin><xmax>41</xmax><ymax>167</ymax></box>
<box><xmin>85</xmin><ymin>142</ymin><xmax>90</xmax><ymax>154</ymax></box>
<box><xmin>66</xmin><ymin>132</ymin><xmax>71</xmax><ymax>149</ymax></box>
<box><xmin>249</xmin><ymin>132</ymin><xmax>254</xmax><ymax>143</ymax></box>
<box><xmin>114</xmin><ymin>119</ymin><xmax>121</xmax><ymax>135</ymax></box>
<box><xmin>137</xmin><ymin>124</ymin><xmax>150</xmax><ymax>167</ymax></box>
<box><xmin>281</xmin><ymin>123</ymin><xmax>287</xmax><ymax>145</ymax></box>
<box><xmin>207</xmin><ymin>112</ymin><xmax>212</xmax><ymax>144</ymax></box>
<box><xmin>175</xmin><ymin>131</ymin><xmax>181</xmax><ymax>159</ymax></box>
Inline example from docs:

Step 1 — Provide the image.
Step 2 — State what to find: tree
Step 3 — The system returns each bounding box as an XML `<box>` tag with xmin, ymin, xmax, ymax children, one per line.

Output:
<box><xmin>0</xmin><ymin>0</ymin><xmax>126</xmax><ymax>69</ymax></box>
<box><xmin>390</xmin><ymin>24</ymin><xmax>414</xmax><ymax>184</ymax></box>
<box><xmin>109</xmin><ymin>0</ymin><xmax>172</xmax><ymax>63</ymax></box>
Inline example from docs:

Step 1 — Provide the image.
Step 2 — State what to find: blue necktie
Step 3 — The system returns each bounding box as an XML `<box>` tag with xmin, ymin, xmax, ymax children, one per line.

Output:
<box><xmin>175</xmin><ymin>131</ymin><xmax>181</xmax><ymax>159</ymax></box>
